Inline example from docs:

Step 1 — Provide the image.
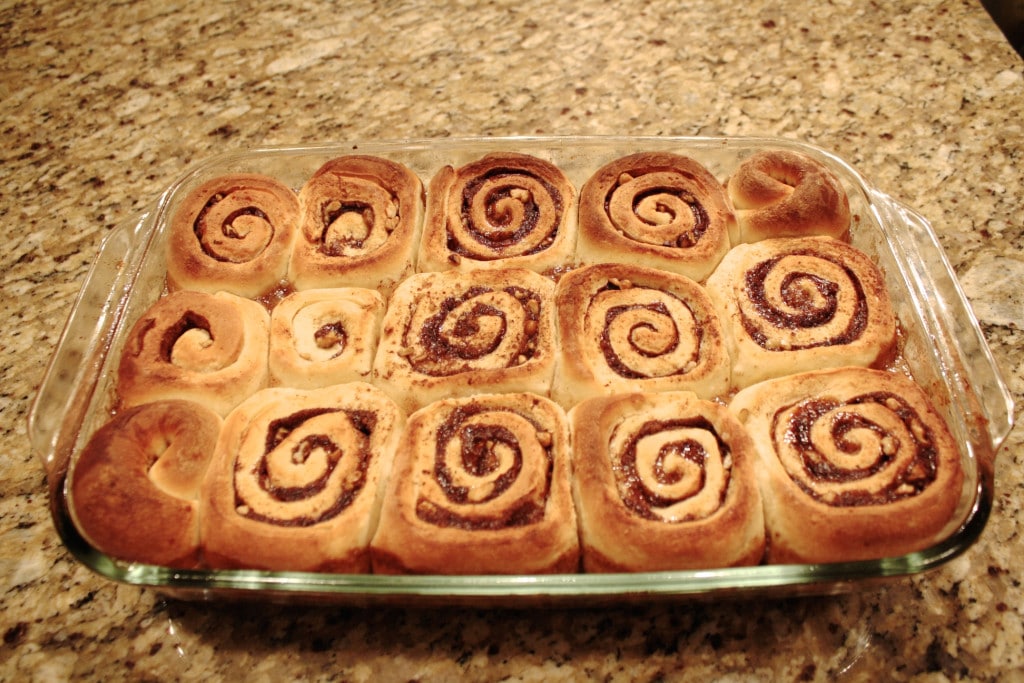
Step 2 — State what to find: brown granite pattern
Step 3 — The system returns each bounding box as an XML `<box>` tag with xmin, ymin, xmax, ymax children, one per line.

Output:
<box><xmin>2</xmin><ymin>0</ymin><xmax>1023</xmax><ymax>680</ymax></box>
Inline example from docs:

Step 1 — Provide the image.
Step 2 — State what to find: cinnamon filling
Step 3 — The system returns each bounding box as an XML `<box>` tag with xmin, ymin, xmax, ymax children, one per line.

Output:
<box><xmin>417</xmin><ymin>403</ymin><xmax>553</xmax><ymax>530</ymax></box>
<box><xmin>616</xmin><ymin>417</ymin><xmax>729</xmax><ymax>521</ymax></box>
<box><xmin>449</xmin><ymin>167</ymin><xmax>563</xmax><ymax>257</ymax></box>
<box><xmin>778</xmin><ymin>392</ymin><xmax>937</xmax><ymax>505</ymax></box>
<box><xmin>741</xmin><ymin>252</ymin><xmax>868</xmax><ymax>349</ymax></box>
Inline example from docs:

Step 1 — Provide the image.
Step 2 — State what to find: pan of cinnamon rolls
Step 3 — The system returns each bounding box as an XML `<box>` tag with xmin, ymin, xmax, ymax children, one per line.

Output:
<box><xmin>33</xmin><ymin>137</ymin><xmax>1012</xmax><ymax>603</ymax></box>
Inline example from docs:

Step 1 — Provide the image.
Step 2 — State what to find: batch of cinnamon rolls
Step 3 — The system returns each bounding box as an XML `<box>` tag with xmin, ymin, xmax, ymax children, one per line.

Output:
<box><xmin>68</xmin><ymin>148</ymin><xmax>965</xmax><ymax>576</ymax></box>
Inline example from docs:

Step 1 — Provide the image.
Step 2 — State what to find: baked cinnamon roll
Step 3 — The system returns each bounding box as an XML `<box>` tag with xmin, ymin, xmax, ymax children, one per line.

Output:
<box><xmin>370</xmin><ymin>392</ymin><xmax>579</xmax><ymax>574</ymax></box>
<box><xmin>166</xmin><ymin>174</ymin><xmax>299</xmax><ymax>298</ymax></box>
<box><xmin>200</xmin><ymin>383</ymin><xmax>404</xmax><ymax>572</ymax></box>
<box><xmin>418</xmin><ymin>152</ymin><xmax>578</xmax><ymax>273</ymax></box>
<box><xmin>289</xmin><ymin>155</ymin><xmax>424</xmax><ymax>296</ymax></box>
<box><xmin>727</xmin><ymin>149</ymin><xmax>851</xmax><ymax>243</ymax></box>
<box><xmin>269</xmin><ymin>287</ymin><xmax>385</xmax><ymax>388</ymax></box>
<box><xmin>117</xmin><ymin>290</ymin><xmax>270</xmax><ymax>417</ymax></box>
<box><xmin>68</xmin><ymin>400</ymin><xmax>222</xmax><ymax>568</ymax></box>
<box><xmin>729</xmin><ymin>367</ymin><xmax>965</xmax><ymax>564</ymax></box>
<box><xmin>577</xmin><ymin>152</ymin><xmax>734</xmax><ymax>282</ymax></box>
<box><xmin>705</xmin><ymin>236</ymin><xmax>897</xmax><ymax>390</ymax></box>
<box><xmin>569</xmin><ymin>391</ymin><xmax>765</xmax><ymax>572</ymax></box>
<box><xmin>552</xmin><ymin>263</ymin><xmax>730</xmax><ymax>408</ymax></box>
<box><xmin>373</xmin><ymin>268</ymin><xmax>556</xmax><ymax>414</ymax></box>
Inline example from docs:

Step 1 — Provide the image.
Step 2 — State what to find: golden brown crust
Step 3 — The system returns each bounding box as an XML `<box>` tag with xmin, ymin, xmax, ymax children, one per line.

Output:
<box><xmin>372</xmin><ymin>268</ymin><xmax>557</xmax><ymax>414</ymax></box>
<box><xmin>552</xmin><ymin>263</ymin><xmax>730</xmax><ymax>408</ymax></box>
<box><xmin>268</xmin><ymin>287</ymin><xmax>385</xmax><ymax>388</ymax></box>
<box><xmin>577</xmin><ymin>152</ymin><xmax>734</xmax><ymax>282</ymax></box>
<box><xmin>200</xmin><ymin>383</ymin><xmax>404</xmax><ymax>572</ymax></box>
<box><xmin>569</xmin><ymin>391</ymin><xmax>765</xmax><ymax>572</ymax></box>
<box><xmin>418</xmin><ymin>152</ymin><xmax>578</xmax><ymax>273</ymax></box>
<box><xmin>705</xmin><ymin>236</ymin><xmax>897</xmax><ymax>390</ymax></box>
<box><xmin>116</xmin><ymin>290</ymin><xmax>270</xmax><ymax>416</ymax></box>
<box><xmin>68</xmin><ymin>401</ymin><xmax>222</xmax><ymax>568</ymax></box>
<box><xmin>289</xmin><ymin>155</ymin><xmax>424</xmax><ymax>296</ymax></box>
<box><xmin>166</xmin><ymin>173</ymin><xmax>299</xmax><ymax>298</ymax></box>
<box><xmin>727</xmin><ymin>150</ymin><xmax>851</xmax><ymax>243</ymax></box>
<box><xmin>729</xmin><ymin>367</ymin><xmax>965</xmax><ymax>564</ymax></box>
<box><xmin>370</xmin><ymin>392</ymin><xmax>579</xmax><ymax>574</ymax></box>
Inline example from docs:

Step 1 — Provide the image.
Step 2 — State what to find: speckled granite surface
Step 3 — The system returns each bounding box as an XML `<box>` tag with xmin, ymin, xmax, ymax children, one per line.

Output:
<box><xmin>2</xmin><ymin>0</ymin><xmax>1023</xmax><ymax>680</ymax></box>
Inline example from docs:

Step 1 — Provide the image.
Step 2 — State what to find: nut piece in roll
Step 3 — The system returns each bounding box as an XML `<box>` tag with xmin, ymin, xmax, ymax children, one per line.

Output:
<box><xmin>373</xmin><ymin>268</ymin><xmax>557</xmax><ymax>414</ymax></box>
<box><xmin>116</xmin><ymin>290</ymin><xmax>270</xmax><ymax>417</ymax></box>
<box><xmin>577</xmin><ymin>152</ymin><xmax>734</xmax><ymax>282</ymax></box>
<box><xmin>705</xmin><ymin>236</ymin><xmax>897</xmax><ymax>390</ymax></box>
<box><xmin>569</xmin><ymin>391</ymin><xmax>765</xmax><ymax>572</ymax></box>
<box><xmin>166</xmin><ymin>173</ymin><xmax>299</xmax><ymax>298</ymax></box>
<box><xmin>370</xmin><ymin>392</ymin><xmax>579</xmax><ymax>574</ymax></box>
<box><xmin>200</xmin><ymin>383</ymin><xmax>404</xmax><ymax>572</ymax></box>
<box><xmin>726</xmin><ymin>149</ymin><xmax>851</xmax><ymax>244</ymax></box>
<box><xmin>68</xmin><ymin>400</ymin><xmax>222</xmax><ymax>568</ymax></box>
<box><xmin>269</xmin><ymin>287</ymin><xmax>385</xmax><ymax>388</ymax></box>
<box><xmin>418</xmin><ymin>152</ymin><xmax>578</xmax><ymax>274</ymax></box>
<box><xmin>552</xmin><ymin>263</ymin><xmax>730</xmax><ymax>408</ymax></box>
<box><xmin>289</xmin><ymin>155</ymin><xmax>424</xmax><ymax>296</ymax></box>
<box><xmin>729</xmin><ymin>367</ymin><xmax>965</xmax><ymax>564</ymax></box>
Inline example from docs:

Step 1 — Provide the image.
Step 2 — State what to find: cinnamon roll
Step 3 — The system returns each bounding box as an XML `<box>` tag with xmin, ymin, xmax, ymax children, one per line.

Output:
<box><xmin>569</xmin><ymin>391</ymin><xmax>765</xmax><ymax>572</ymax></box>
<box><xmin>727</xmin><ymin>149</ymin><xmax>851</xmax><ymax>243</ymax></box>
<box><xmin>552</xmin><ymin>263</ymin><xmax>730</xmax><ymax>408</ymax></box>
<box><xmin>577</xmin><ymin>152</ymin><xmax>734</xmax><ymax>282</ymax></box>
<box><xmin>68</xmin><ymin>400</ymin><xmax>222</xmax><ymax>568</ymax></box>
<box><xmin>289</xmin><ymin>155</ymin><xmax>424</xmax><ymax>296</ymax></box>
<box><xmin>418</xmin><ymin>152</ymin><xmax>578</xmax><ymax>273</ymax></box>
<box><xmin>117</xmin><ymin>290</ymin><xmax>270</xmax><ymax>417</ymax></box>
<box><xmin>370</xmin><ymin>392</ymin><xmax>579</xmax><ymax>574</ymax></box>
<box><xmin>269</xmin><ymin>287</ymin><xmax>385</xmax><ymax>388</ymax></box>
<box><xmin>729</xmin><ymin>367</ymin><xmax>965</xmax><ymax>564</ymax></box>
<box><xmin>200</xmin><ymin>383</ymin><xmax>404</xmax><ymax>572</ymax></box>
<box><xmin>705</xmin><ymin>236</ymin><xmax>897</xmax><ymax>390</ymax></box>
<box><xmin>372</xmin><ymin>268</ymin><xmax>556</xmax><ymax>414</ymax></box>
<box><xmin>166</xmin><ymin>173</ymin><xmax>299</xmax><ymax>298</ymax></box>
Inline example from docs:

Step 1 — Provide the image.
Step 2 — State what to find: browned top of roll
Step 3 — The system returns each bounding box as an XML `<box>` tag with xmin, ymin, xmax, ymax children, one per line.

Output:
<box><xmin>578</xmin><ymin>152</ymin><xmax>734</xmax><ymax>281</ymax></box>
<box><xmin>727</xmin><ymin>150</ymin><xmax>851</xmax><ymax>243</ymax></box>
<box><xmin>68</xmin><ymin>400</ymin><xmax>222</xmax><ymax>568</ymax></box>
<box><xmin>166</xmin><ymin>173</ymin><xmax>299</xmax><ymax>298</ymax></box>
<box><xmin>289</xmin><ymin>155</ymin><xmax>424</xmax><ymax>292</ymax></box>
<box><xmin>297</xmin><ymin>155</ymin><xmax>422</xmax><ymax>257</ymax></box>
<box><xmin>419</xmin><ymin>151</ymin><xmax>577</xmax><ymax>273</ymax></box>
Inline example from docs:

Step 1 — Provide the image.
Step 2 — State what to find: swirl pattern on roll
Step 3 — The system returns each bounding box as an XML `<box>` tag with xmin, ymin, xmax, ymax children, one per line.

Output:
<box><xmin>577</xmin><ymin>152</ymin><xmax>734</xmax><ymax>281</ymax></box>
<box><xmin>730</xmin><ymin>367</ymin><xmax>965</xmax><ymax>563</ymax></box>
<box><xmin>405</xmin><ymin>283</ymin><xmax>542</xmax><ymax>377</ymax></box>
<box><xmin>269</xmin><ymin>287</ymin><xmax>385</xmax><ymax>388</ymax></box>
<box><xmin>772</xmin><ymin>391</ymin><xmax>944</xmax><ymax>506</ymax></box>
<box><xmin>611</xmin><ymin>415</ymin><xmax>732</xmax><ymax>523</ymax></box>
<box><xmin>553</xmin><ymin>263</ymin><xmax>729</xmax><ymax>406</ymax></box>
<box><xmin>166</xmin><ymin>173</ymin><xmax>299</xmax><ymax>298</ymax></box>
<box><xmin>419</xmin><ymin>152</ymin><xmax>577</xmax><ymax>273</ymax></box>
<box><xmin>416</xmin><ymin>402</ymin><xmax>553</xmax><ymax>530</ymax></box>
<box><xmin>739</xmin><ymin>250</ymin><xmax>867</xmax><ymax>350</ymax></box>
<box><xmin>232</xmin><ymin>406</ymin><xmax>373</xmax><ymax>526</ymax></box>
<box><xmin>201</xmin><ymin>383</ymin><xmax>403</xmax><ymax>572</ymax></box>
<box><xmin>370</xmin><ymin>393</ymin><xmax>579</xmax><ymax>575</ymax></box>
<box><xmin>373</xmin><ymin>268</ymin><xmax>556</xmax><ymax>414</ymax></box>
<box><xmin>116</xmin><ymin>290</ymin><xmax>270</xmax><ymax>417</ymax></box>
<box><xmin>706</xmin><ymin>236</ymin><xmax>897</xmax><ymax>389</ymax></box>
<box><xmin>290</xmin><ymin>155</ymin><xmax>424</xmax><ymax>295</ymax></box>
<box><xmin>569</xmin><ymin>391</ymin><xmax>764</xmax><ymax>572</ymax></box>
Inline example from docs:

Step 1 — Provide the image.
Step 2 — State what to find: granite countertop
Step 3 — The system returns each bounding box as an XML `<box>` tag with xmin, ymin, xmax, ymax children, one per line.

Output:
<box><xmin>2</xmin><ymin>0</ymin><xmax>1022</xmax><ymax>680</ymax></box>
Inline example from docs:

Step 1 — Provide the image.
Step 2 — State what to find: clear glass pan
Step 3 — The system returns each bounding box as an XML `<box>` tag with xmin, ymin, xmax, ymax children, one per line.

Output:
<box><xmin>27</xmin><ymin>135</ymin><xmax>1015</xmax><ymax>605</ymax></box>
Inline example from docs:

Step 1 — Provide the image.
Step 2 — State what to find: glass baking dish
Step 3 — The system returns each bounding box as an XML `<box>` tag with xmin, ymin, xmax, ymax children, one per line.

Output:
<box><xmin>27</xmin><ymin>135</ymin><xmax>1015</xmax><ymax>606</ymax></box>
